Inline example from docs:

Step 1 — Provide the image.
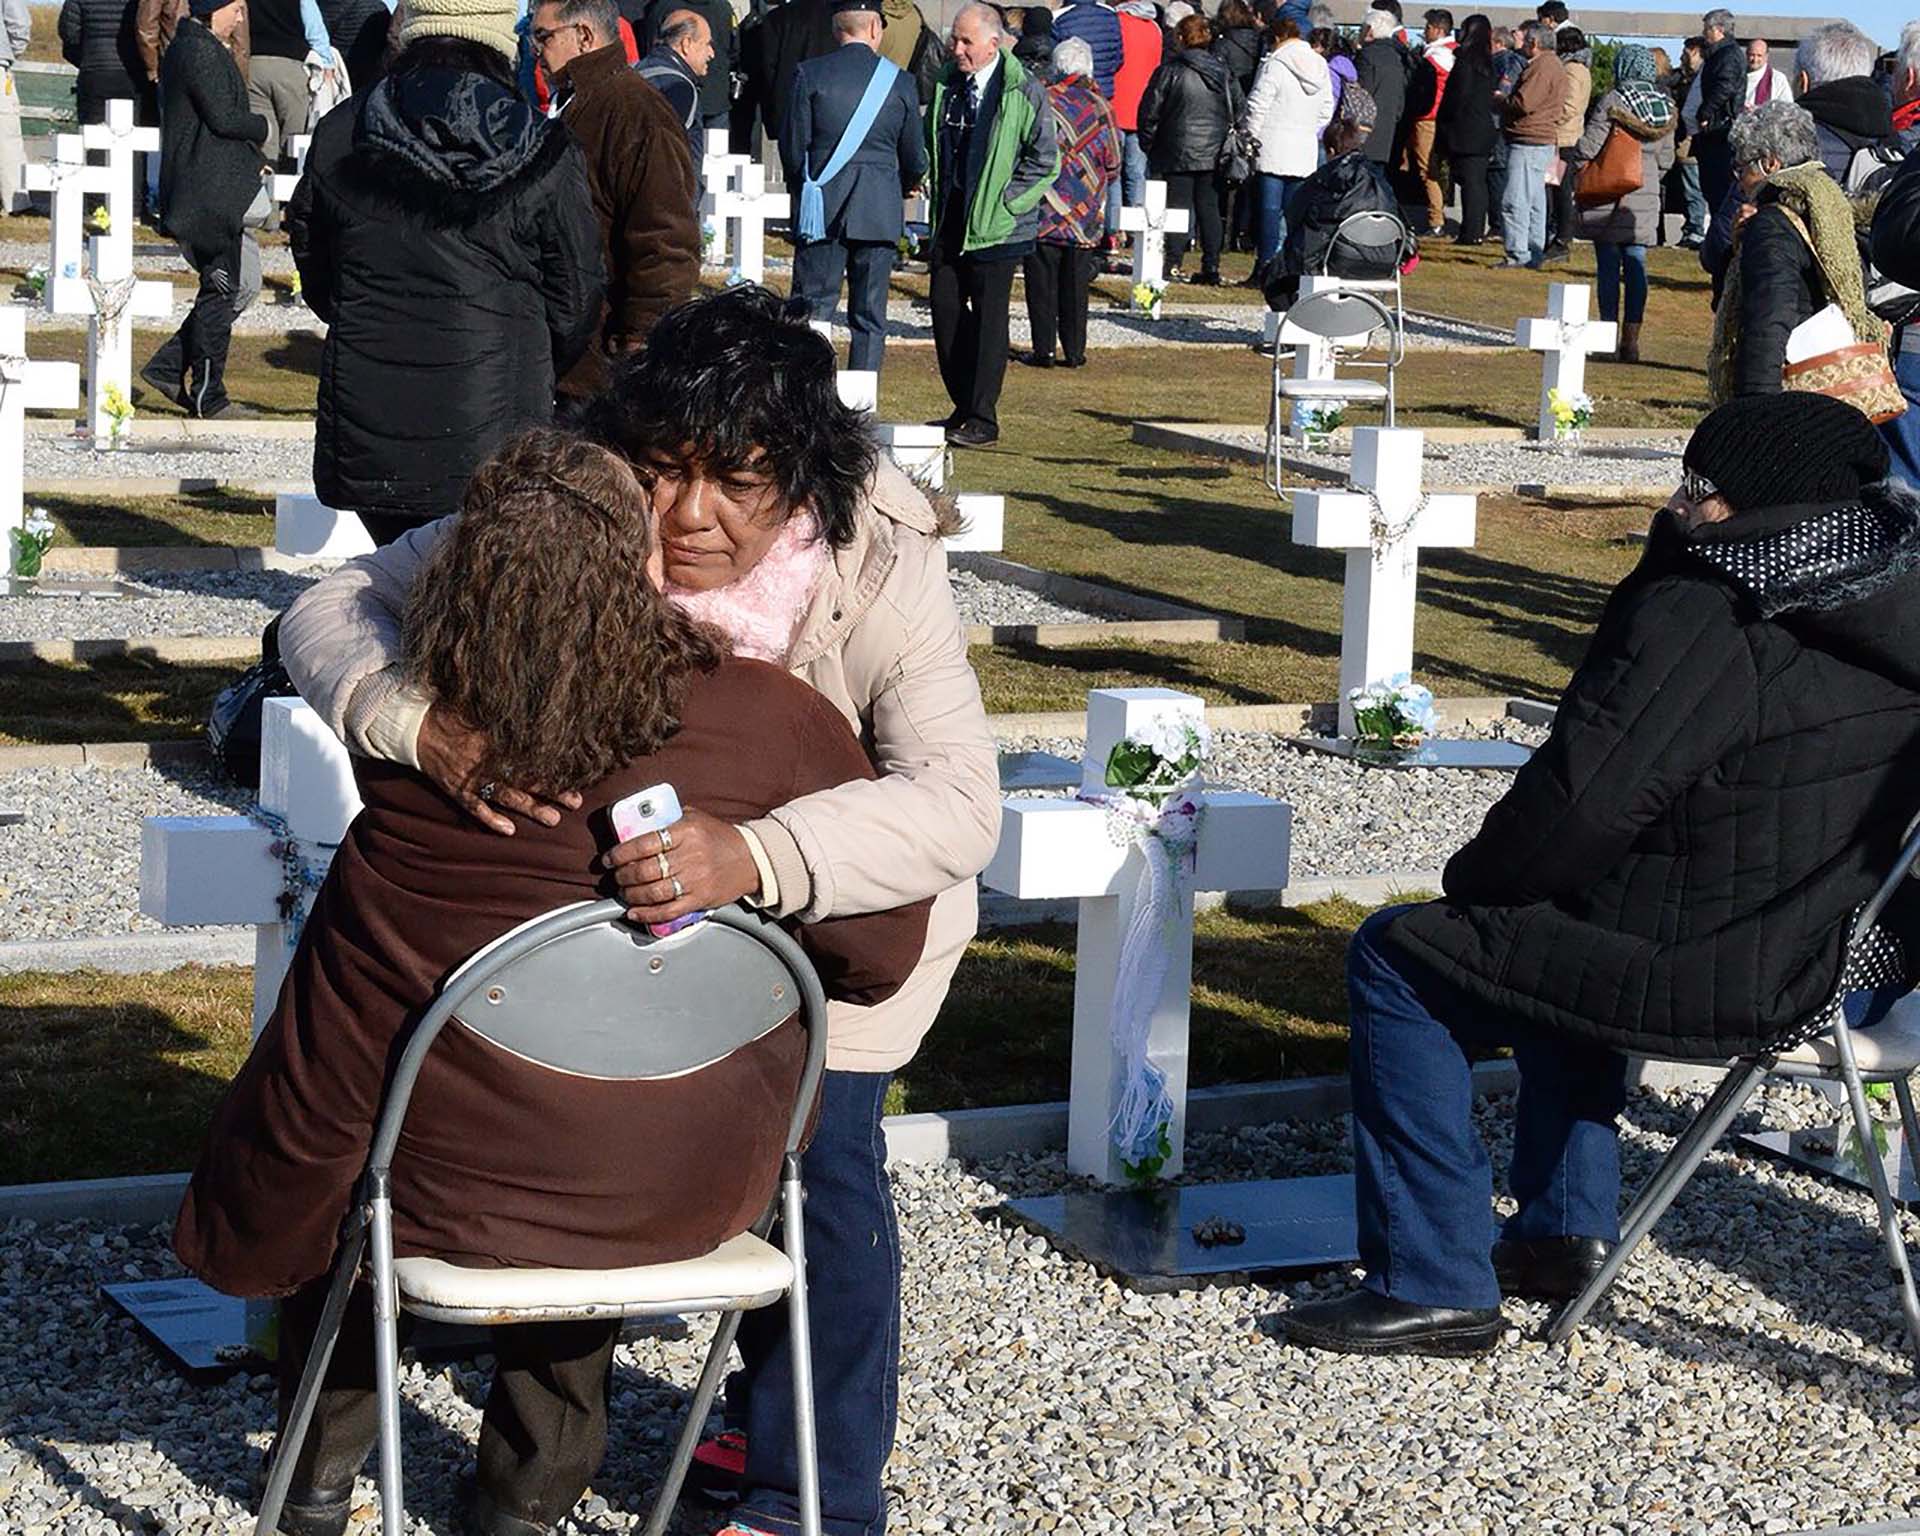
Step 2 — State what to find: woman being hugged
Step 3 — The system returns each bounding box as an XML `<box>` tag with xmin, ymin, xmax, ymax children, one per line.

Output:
<box><xmin>275</xmin><ymin>285</ymin><xmax>1001</xmax><ymax>1536</ymax></box>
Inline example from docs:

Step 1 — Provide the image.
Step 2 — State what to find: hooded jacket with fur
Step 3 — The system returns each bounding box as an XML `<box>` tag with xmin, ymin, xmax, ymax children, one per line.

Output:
<box><xmin>287</xmin><ymin>59</ymin><xmax>605</xmax><ymax>529</ymax></box>
<box><xmin>1389</xmin><ymin>484</ymin><xmax>1920</xmax><ymax>1060</ymax></box>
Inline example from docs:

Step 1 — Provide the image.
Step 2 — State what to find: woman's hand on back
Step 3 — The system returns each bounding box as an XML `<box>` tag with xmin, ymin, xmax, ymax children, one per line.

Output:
<box><xmin>604</xmin><ymin>807</ymin><xmax>760</xmax><ymax>923</ymax></box>
<box><xmin>416</xmin><ymin>703</ymin><xmax>583</xmax><ymax>837</ymax></box>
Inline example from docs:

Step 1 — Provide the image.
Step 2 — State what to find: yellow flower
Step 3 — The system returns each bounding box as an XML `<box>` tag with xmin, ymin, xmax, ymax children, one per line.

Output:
<box><xmin>88</xmin><ymin>205</ymin><xmax>110</xmax><ymax>234</ymax></box>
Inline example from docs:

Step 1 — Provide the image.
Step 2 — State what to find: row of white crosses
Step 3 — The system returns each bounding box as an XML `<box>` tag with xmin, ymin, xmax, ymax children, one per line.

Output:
<box><xmin>1119</xmin><ymin>180</ymin><xmax>1189</xmax><ymax>319</ymax></box>
<box><xmin>1517</xmin><ymin>282</ymin><xmax>1615</xmax><ymax>442</ymax></box>
<box><xmin>0</xmin><ymin>305</ymin><xmax>79</xmax><ymax>577</ymax></box>
<box><xmin>23</xmin><ymin>101</ymin><xmax>173</xmax><ymax>449</ymax></box>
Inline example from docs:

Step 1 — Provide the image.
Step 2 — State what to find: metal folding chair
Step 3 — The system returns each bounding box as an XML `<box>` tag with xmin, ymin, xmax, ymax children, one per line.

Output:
<box><xmin>1547</xmin><ymin>824</ymin><xmax>1920</xmax><ymax>1364</ymax></box>
<box><xmin>1265</xmin><ymin>288</ymin><xmax>1405</xmax><ymax>497</ymax></box>
<box><xmin>1321</xmin><ymin>209</ymin><xmax>1414</xmax><ymax>333</ymax></box>
<box><xmin>255</xmin><ymin>901</ymin><xmax>830</xmax><ymax>1536</ymax></box>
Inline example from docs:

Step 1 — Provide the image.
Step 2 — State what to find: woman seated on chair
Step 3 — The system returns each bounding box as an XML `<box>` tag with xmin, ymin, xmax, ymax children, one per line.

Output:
<box><xmin>172</xmin><ymin>429</ymin><xmax>931</xmax><ymax>1536</ymax></box>
<box><xmin>1277</xmin><ymin>394</ymin><xmax>1920</xmax><ymax>1361</ymax></box>
<box><xmin>1260</xmin><ymin>83</ymin><xmax>1411</xmax><ymax>313</ymax></box>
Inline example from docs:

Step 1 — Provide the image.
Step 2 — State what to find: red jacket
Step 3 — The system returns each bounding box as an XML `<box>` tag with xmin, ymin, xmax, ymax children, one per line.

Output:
<box><xmin>1112</xmin><ymin>11</ymin><xmax>1161</xmax><ymax>132</ymax></box>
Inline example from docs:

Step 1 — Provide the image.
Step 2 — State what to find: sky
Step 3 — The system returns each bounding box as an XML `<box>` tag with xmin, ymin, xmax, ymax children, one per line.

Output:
<box><xmin>1593</xmin><ymin>1</ymin><xmax>1908</xmax><ymax>47</ymax></box>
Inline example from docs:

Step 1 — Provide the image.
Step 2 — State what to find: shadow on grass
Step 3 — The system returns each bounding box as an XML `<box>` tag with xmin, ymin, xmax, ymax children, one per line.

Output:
<box><xmin>42</xmin><ymin>487</ymin><xmax>277</xmax><ymax>550</ymax></box>
<box><xmin>897</xmin><ymin>903</ymin><xmax>1361</xmax><ymax>1114</ymax></box>
<box><xmin>0</xmin><ymin>655</ymin><xmax>245</xmax><ymax>745</ymax></box>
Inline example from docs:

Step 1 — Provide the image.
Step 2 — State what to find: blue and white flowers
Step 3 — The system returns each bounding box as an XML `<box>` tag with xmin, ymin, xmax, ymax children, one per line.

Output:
<box><xmin>1349</xmin><ymin>673</ymin><xmax>1434</xmax><ymax>747</ymax></box>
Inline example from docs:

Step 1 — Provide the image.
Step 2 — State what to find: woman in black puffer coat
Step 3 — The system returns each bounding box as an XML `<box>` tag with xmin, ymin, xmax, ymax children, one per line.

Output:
<box><xmin>1278</xmin><ymin>395</ymin><xmax>1920</xmax><ymax>1361</ymax></box>
<box><xmin>1137</xmin><ymin>13</ymin><xmax>1240</xmax><ymax>282</ymax></box>
<box><xmin>287</xmin><ymin>23</ymin><xmax>604</xmax><ymax>544</ymax></box>
<box><xmin>1210</xmin><ymin>0</ymin><xmax>1263</xmax><ymax>251</ymax></box>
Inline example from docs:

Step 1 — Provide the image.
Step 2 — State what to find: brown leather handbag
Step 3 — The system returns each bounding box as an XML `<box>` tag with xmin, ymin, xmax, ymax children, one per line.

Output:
<box><xmin>1574</xmin><ymin>124</ymin><xmax>1643</xmax><ymax>207</ymax></box>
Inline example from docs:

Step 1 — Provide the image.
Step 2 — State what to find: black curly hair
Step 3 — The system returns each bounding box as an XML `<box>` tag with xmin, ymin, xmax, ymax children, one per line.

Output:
<box><xmin>578</xmin><ymin>285</ymin><xmax>879</xmax><ymax>548</ymax></box>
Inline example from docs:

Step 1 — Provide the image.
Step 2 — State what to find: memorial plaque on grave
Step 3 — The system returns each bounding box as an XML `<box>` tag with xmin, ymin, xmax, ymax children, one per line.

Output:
<box><xmin>998</xmin><ymin>1176</ymin><xmax>1358</xmax><ymax>1289</ymax></box>
<box><xmin>1288</xmin><ymin>736</ymin><xmax>1533</xmax><ymax>772</ymax></box>
<box><xmin>103</xmin><ymin>1280</ymin><xmax>277</xmax><ymax>1378</ymax></box>
<box><xmin>1738</xmin><ymin>1121</ymin><xmax>1920</xmax><ymax>1211</ymax></box>
<box><xmin>996</xmin><ymin>749</ymin><xmax>1081</xmax><ymax>792</ymax></box>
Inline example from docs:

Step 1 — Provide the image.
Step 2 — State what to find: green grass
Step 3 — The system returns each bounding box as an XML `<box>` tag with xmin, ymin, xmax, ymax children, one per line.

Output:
<box><xmin>0</xmin><ymin>899</ymin><xmax>1379</xmax><ymax>1183</ymax></box>
<box><xmin>0</xmin><ymin>655</ymin><xmax>249</xmax><ymax>744</ymax></box>
<box><xmin>39</xmin><ymin>487</ymin><xmax>277</xmax><ymax>548</ymax></box>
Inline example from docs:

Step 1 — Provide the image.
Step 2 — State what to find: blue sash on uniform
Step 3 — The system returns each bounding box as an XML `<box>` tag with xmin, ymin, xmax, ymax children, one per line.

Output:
<box><xmin>796</xmin><ymin>56</ymin><xmax>902</xmax><ymax>243</ymax></box>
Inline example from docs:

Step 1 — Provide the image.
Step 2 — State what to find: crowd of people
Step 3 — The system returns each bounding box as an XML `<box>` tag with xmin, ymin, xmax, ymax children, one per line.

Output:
<box><xmin>7</xmin><ymin>0</ymin><xmax>1913</xmax><ymax>1532</ymax></box>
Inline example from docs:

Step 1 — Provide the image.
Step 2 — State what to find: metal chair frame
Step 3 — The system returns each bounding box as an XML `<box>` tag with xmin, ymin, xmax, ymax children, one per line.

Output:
<box><xmin>1320</xmin><ymin>209</ymin><xmax>1414</xmax><ymax>332</ymax></box>
<box><xmin>255</xmin><ymin>901</ymin><xmax>830</xmax><ymax>1536</ymax></box>
<box><xmin>1547</xmin><ymin>825</ymin><xmax>1920</xmax><ymax>1363</ymax></box>
<box><xmin>1265</xmin><ymin>287</ymin><xmax>1405</xmax><ymax>498</ymax></box>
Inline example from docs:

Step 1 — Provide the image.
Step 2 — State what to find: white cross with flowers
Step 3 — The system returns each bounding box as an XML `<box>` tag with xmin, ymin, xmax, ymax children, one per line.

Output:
<box><xmin>1291</xmin><ymin>427</ymin><xmax>1477</xmax><ymax>737</ymax></box>
<box><xmin>1516</xmin><ymin>283</ymin><xmax>1615</xmax><ymax>442</ymax></box>
<box><xmin>0</xmin><ymin>305</ymin><xmax>79</xmax><ymax>578</ymax></box>
<box><xmin>1118</xmin><ymin>180</ymin><xmax>1190</xmax><ymax>318</ymax></box>
<box><xmin>983</xmin><ymin>689</ymin><xmax>1291</xmax><ymax>1185</ymax></box>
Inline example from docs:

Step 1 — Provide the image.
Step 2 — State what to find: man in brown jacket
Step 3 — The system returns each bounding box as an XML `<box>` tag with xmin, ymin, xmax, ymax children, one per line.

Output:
<box><xmin>137</xmin><ymin>0</ymin><xmax>248</xmax><ymax>83</ymax></box>
<box><xmin>1497</xmin><ymin>18</ymin><xmax>1565</xmax><ymax>267</ymax></box>
<box><xmin>533</xmin><ymin>0</ymin><xmax>700</xmax><ymax>402</ymax></box>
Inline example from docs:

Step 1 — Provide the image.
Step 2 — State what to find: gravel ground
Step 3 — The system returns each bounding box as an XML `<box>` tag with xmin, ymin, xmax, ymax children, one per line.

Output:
<box><xmin>0</xmin><ymin>723</ymin><xmax>1528</xmax><ymax>942</ymax></box>
<box><xmin>26</xmin><ymin>432</ymin><xmax>314</xmax><ymax>485</ymax></box>
<box><xmin>1174</xmin><ymin>424</ymin><xmax>1688</xmax><ymax>489</ymax></box>
<box><xmin>0</xmin><ymin>570</ymin><xmax>1094</xmax><ymax>645</ymax></box>
<box><xmin>0</xmin><ymin>761</ymin><xmax>246</xmax><ymax>942</ymax></box>
<box><xmin>0</xmin><ymin>238</ymin><xmax>300</xmax><ymax>278</ymax></box>
<box><xmin>1001</xmin><ymin>720</ymin><xmax>1549</xmax><ymax>882</ymax></box>
<box><xmin>4</xmin><ymin>1076</ymin><xmax>1919</xmax><ymax>1535</ymax></box>
<box><xmin>0</xmin><ymin>568</ymin><xmax>320</xmax><ymax>642</ymax></box>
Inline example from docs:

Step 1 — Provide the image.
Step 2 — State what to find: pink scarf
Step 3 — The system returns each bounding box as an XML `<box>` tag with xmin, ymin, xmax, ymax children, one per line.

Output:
<box><xmin>663</xmin><ymin>514</ymin><xmax>832</xmax><ymax>664</ymax></box>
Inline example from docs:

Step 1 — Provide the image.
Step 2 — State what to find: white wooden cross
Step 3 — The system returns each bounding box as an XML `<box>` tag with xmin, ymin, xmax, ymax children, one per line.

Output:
<box><xmin>983</xmin><ymin>688</ymin><xmax>1291</xmax><ymax>1185</ymax></box>
<box><xmin>1277</xmin><ymin>275</ymin><xmax>1377</xmax><ymax>441</ymax></box>
<box><xmin>270</xmin><ymin>132</ymin><xmax>313</xmax><ymax>205</ymax></box>
<box><xmin>1292</xmin><ymin>427</ymin><xmax>1477</xmax><ymax>736</ymax></box>
<box><xmin>276</xmin><ymin>490</ymin><xmax>375</xmax><ymax>560</ymax></box>
<box><xmin>1118</xmin><ymin>180</ymin><xmax>1189</xmax><ymax>315</ymax></box>
<box><xmin>1516</xmin><ymin>282</ymin><xmax>1615</xmax><ymax>442</ymax></box>
<box><xmin>714</xmin><ymin>161</ymin><xmax>790</xmax><ymax>286</ymax></box>
<box><xmin>0</xmin><ymin>305</ymin><xmax>79</xmax><ymax>576</ymax></box>
<box><xmin>80</xmin><ymin>99</ymin><xmax>157</xmax><ymax>249</ymax></box>
<box><xmin>698</xmin><ymin>127</ymin><xmax>750</xmax><ymax>268</ymax></box>
<box><xmin>141</xmin><ymin>697</ymin><xmax>362</xmax><ymax>1034</ymax></box>
<box><xmin>836</xmin><ymin>368</ymin><xmax>877</xmax><ymax>413</ymax></box>
<box><xmin>24</xmin><ymin>128</ymin><xmax>173</xmax><ymax>448</ymax></box>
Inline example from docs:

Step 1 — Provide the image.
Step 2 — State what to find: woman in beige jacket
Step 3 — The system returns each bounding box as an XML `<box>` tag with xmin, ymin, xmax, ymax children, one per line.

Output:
<box><xmin>1547</xmin><ymin>26</ymin><xmax>1593</xmax><ymax>260</ymax></box>
<box><xmin>276</xmin><ymin>286</ymin><xmax>1000</xmax><ymax>1536</ymax></box>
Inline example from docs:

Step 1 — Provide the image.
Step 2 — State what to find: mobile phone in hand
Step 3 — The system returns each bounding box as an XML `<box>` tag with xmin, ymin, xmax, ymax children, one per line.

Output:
<box><xmin>609</xmin><ymin>783</ymin><xmax>707</xmax><ymax>937</ymax></box>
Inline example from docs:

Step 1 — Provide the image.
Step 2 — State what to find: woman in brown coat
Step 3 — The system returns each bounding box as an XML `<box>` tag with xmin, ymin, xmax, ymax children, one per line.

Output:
<box><xmin>173</xmin><ymin>430</ymin><xmax>929</xmax><ymax>1536</ymax></box>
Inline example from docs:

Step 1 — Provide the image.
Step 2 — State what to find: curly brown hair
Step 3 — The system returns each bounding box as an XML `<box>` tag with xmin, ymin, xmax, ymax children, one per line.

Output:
<box><xmin>403</xmin><ymin>429</ymin><xmax>724</xmax><ymax>793</ymax></box>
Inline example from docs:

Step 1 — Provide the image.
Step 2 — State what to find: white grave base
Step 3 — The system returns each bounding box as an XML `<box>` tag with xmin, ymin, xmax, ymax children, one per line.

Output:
<box><xmin>276</xmin><ymin>493</ymin><xmax>375</xmax><ymax>560</ymax></box>
<box><xmin>983</xmin><ymin>689</ymin><xmax>1291</xmax><ymax>1185</ymax></box>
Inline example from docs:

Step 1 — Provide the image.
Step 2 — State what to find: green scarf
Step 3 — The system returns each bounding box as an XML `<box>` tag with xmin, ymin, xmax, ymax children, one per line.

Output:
<box><xmin>1708</xmin><ymin>160</ymin><xmax>1886</xmax><ymax>405</ymax></box>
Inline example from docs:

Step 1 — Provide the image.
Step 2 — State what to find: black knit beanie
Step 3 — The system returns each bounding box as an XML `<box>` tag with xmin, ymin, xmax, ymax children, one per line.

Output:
<box><xmin>1682</xmin><ymin>395</ymin><xmax>1891</xmax><ymax>512</ymax></box>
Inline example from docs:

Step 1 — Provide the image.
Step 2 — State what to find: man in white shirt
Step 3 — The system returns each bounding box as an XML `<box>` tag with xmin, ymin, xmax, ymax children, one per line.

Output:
<box><xmin>1743</xmin><ymin>36</ymin><xmax>1792</xmax><ymax>109</ymax></box>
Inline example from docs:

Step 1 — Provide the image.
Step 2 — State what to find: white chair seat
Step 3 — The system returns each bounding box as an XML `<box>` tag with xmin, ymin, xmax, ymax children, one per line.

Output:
<box><xmin>1275</xmin><ymin>379</ymin><xmax>1389</xmax><ymax>400</ymax></box>
<box><xmin>1775</xmin><ymin>1000</ymin><xmax>1920</xmax><ymax>1076</ymax></box>
<box><xmin>394</xmin><ymin>1231</ymin><xmax>793</xmax><ymax>1319</ymax></box>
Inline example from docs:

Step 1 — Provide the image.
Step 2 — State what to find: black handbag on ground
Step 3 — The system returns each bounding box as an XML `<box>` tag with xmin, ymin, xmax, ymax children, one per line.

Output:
<box><xmin>207</xmin><ymin>615</ymin><xmax>296</xmax><ymax>788</ymax></box>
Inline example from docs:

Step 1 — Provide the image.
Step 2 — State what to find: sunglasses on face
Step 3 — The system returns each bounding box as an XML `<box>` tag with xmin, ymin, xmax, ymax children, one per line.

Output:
<box><xmin>1678</xmin><ymin>469</ymin><xmax>1718</xmax><ymax>505</ymax></box>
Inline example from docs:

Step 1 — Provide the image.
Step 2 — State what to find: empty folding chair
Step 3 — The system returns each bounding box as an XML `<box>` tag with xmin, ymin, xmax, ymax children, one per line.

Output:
<box><xmin>1266</xmin><ymin>288</ymin><xmax>1405</xmax><ymax>497</ymax></box>
<box><xmin>256</xmin><ymin>901</ymin><xmax>830</xmax><ymax>1536</ymax></box>
<box><xmin>1548</xmin><ymin>822</ymin><xmax>1920</xmax><ymax>1364</ymax></box>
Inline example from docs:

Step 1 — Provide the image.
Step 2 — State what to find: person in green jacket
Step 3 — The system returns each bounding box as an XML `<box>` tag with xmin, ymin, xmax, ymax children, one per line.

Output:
<box><xmin>926</xmin><ymin>1</ymin><xmax>1059</xmax><ymax>444</ymax></box>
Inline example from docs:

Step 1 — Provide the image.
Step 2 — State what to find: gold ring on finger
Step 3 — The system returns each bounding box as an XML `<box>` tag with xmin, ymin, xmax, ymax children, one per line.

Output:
<box><xmin>656</xmin><ymin>852</ymin><xmax>671</xmax><ymax>881</ymax></box>
<box><xmin>659</xmin><ymin>827</ymin><xmax>674</xmax><ymax>851</ymax></box>
<box><xmin>671</xmin><ymin>877</ymin><xmax>684</xmax><ymax>900</ymax></box>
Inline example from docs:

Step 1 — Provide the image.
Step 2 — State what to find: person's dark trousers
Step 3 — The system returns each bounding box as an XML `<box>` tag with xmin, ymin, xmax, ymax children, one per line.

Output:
<box><xmin>1163</xmin><ymin>169</ymin><xmax>1223</xmax><ymax>275</ymax></box>
<box><xmin>274</xmin><ymin>1275</ymin><xmax>621</xmax><ymax>1526</ymax></box>
<box><xmin>792</xmin><ymin>236</ymin><xmax>896</xmax><ymax>372</ymax></box>
<box><xmin>1451</xmin><ymin>152</ymin><xmax>1490</xmax><ymax>242</ymax></box>
<box><xmin>1695</xmin><ymin>128</ymin><xmax>1733</xmax><ymax>218</ymax></box>
<box><xmin>1548</xmin><ymin>165</ymin><xmax>1576</xmax><ymax>251</ymax></box>
<box><xmin>148</xmin><ymin>233</ymin><xmax>243</xmax><ymax>414</ymax></box>
<box><xmin>1344</xmin><ymin>905</ymin><xmax>1630</xmax><ymax>1309</ymax></box>
<box><xmin>1023</xmin><ymin>241</ymin><xmax>1095</xmax><ymax>365</ymax></box>
<box><xmin>731</xmin><ymin>1070</ymin><xmax>901</xmax><ymax>1536</ymax></box>
<box><xmin>77</xmin><ymin>67</ymin><xmax>141</xmax><ymax>125</ymax></box>
<box><xmin>355</xmin><ymin>511</ymin><xmax>438</xmax><ymax>547</ymax></box>
<box><xmin>928</xmin><ymin>248</ymin><xmax>1016</xmax><ymax>434</ymax></box>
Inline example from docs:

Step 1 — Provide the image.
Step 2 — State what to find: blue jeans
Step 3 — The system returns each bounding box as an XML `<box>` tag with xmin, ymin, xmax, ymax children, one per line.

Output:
<box><xmin>1678</xmin><ymin>158</ymin><xmax>1707</xmax><ymax>241</ymax></box>
<box><xmin>1593</xmin><ymin>241</ymin><xmax>1648</xmax><ymax>324</ymax></box>
<box><xmin>732</xmin><ymin>1070</ymin><xmax>900</xmax><ymax>1536</ymax></box>
<box><xmin>1253</xmin><ymin>172</ymin><xmax>1302</xmax><ymax>271</ymax></box>
<box><xmin>1499</xmin><ymin>141</ymin><xmax>1555</xmax><ymax>264</ymax></box>
<box><xmin>1345</xmin><ymin>907</ymin><xmax>1630</xmax><ymax>1310</ymax></box>
<box><xmin>1884</xmin><ymin>345</ymin><xmax>1920</xmax><ymax>491</ymax></box>
<box><xmin>1104</xmin><ymin>129</ymin><xmax>1150</xmax><ymax>238</ymax></box>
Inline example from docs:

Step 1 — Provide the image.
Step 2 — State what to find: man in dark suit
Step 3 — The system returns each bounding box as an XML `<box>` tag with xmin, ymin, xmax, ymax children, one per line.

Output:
<box><xmin>780</xmin><ymin>0</ymin><xmax>926</xmax><ymax>372</ymax></box>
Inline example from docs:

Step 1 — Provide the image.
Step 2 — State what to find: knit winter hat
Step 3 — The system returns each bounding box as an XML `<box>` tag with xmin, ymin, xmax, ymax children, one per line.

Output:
<box><xmin>399</xmin><ymin>0</ymin><xmax>521</xmax><ymax>62</ymax></box>
<box><xmin>187</xmin><ymin>0</ymin><xmax>232</xmax><ymax>17</ymax></box>
<box><xmin>1683</xmin><ymin>395</ymin><xmax>1891</xmax><ymax>511</ymax></box>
